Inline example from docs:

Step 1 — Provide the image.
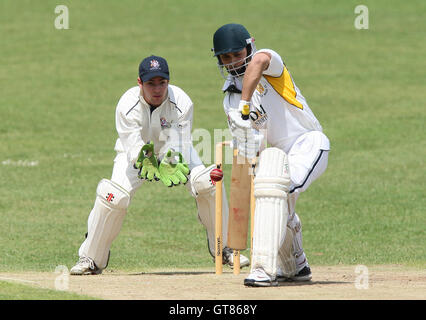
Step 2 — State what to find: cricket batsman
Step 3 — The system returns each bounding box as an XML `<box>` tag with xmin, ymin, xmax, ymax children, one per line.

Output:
<box><xmin>70</xmin><ymin>55</ymin><xmax>249</xmax><ymax>275</ymax></box>
<box><xmin>212</xmin><ymin>24</ymin><xmax>330</xmax><ymax>286</ymax></box>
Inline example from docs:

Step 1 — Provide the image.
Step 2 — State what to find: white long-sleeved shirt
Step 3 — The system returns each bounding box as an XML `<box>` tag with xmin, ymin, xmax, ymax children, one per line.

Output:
<box><xmin>114</xmin><ymin>85</ymin><xmax>194</xmax><ymax>164</ymax></box>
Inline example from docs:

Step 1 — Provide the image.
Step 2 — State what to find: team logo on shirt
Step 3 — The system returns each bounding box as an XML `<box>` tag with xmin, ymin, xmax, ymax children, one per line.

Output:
<box><xmin>250</xmin><ymin>104</ymin><xmax>268</xmax><ymax>129</ymax></box>
<box><xmin>160</xmin><ymin>117</ymin><xmax>171</xmax><ymax>128</ymax></box>
<box><xmin>256</xmin><ymin>83</ymin><xmax>268</xmax><ymax>96</ymax></box>
<box><xmin>150</xmin><ymin>60</ymin><xmax>160</xmax><ymax>70</ymax></box>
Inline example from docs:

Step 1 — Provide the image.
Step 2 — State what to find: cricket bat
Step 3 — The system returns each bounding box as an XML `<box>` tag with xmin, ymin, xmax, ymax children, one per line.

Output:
<box><xmin>227</xmin><ymin>149</ymin><xmax>252</xmax><ymax>250</ymax></box>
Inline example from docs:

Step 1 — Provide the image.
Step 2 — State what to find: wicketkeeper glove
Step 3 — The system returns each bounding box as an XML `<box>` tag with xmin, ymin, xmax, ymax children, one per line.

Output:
<box><xmin>158</xmin><ymin>149</ymin><xmax>191</xmax><ymax>187</ymax></box>
<box><xmin>135</xmin><ymin>141</ymin><xmax>161</xmax><ymax>181</ymax></box>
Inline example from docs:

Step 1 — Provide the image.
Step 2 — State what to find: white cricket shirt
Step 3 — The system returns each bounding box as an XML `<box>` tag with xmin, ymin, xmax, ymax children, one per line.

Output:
<box><xmin>114</xmin><ymin>85</ymin><xmax>193</xmax><ymax>164</ymax></box>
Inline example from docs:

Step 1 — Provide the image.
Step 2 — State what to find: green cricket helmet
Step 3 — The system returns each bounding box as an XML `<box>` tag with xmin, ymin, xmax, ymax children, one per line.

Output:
<box><xmin>212</xmin><ymin>23</ymin><xmax>257</xmax><ymax>78</ymax></box>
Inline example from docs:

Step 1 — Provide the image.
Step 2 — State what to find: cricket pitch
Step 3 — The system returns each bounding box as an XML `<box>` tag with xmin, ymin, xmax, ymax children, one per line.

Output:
<box><xmin>1</xmin><ymin>265</ymin><xmax>425</xmax><ymax>300</ymax></box>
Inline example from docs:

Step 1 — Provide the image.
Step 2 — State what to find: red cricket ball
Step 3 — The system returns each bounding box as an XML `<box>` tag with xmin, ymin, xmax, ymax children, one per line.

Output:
<box><xmin>210</xmin><ymin>168</ymin><xmax>223</xmax><ymax>182</ymax></box>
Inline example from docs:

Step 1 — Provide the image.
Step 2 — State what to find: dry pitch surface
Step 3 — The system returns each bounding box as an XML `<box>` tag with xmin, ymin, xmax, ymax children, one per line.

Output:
<box><xmin>1</xmin><ymin>265</ymin><xmax>425</xmax><ymax>300</ymax></box>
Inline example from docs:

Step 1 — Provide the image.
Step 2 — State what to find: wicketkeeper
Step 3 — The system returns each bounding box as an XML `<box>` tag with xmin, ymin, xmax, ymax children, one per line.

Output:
<box><xmin>70</xmin><ymin>55</ymin><xmax>249</xmax><ymax>275</ymax></box>
<box><xmin>212</xmin><ymin>24</ymin><xmax>330</xmax><ymax>286</ymax></box>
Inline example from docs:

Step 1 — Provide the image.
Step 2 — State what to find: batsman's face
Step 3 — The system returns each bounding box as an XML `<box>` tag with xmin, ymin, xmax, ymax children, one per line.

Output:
<box><xmin>219</xmin><ymin>48</ymin><xmax>249</xmax><ymax>76</ymax></box>
<box><xmin>139</xmin><ymin>77</ymin><xmax>169</xmax><ymax>107</ymax></box>
<box><xmin>219</xmin><ymin>48</ymin><xmax>248</xmax><ymax>72</ymax></box>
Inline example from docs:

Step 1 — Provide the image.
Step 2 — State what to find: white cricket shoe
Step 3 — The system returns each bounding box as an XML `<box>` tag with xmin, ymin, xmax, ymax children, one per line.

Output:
<box><xmin>70</xmin><ymin>256</ymin><xmax>102</xmax><ymax>275</ymax></box>
<box><xmin>244</xmin><ymin>268</ymin><xmax>278</xmax><ymax>287</ymax></box>
<box><xmin>222</xmin><ymin>247</ymin><xmax>250</xmax><ymax>268</ymax></box>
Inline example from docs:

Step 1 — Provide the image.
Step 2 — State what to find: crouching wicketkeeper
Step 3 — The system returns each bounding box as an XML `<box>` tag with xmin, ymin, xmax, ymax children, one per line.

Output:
<box><xmin>70</xmin><ymin>55</ymin><xmax>249</xmax><ymax>275</ymax></box>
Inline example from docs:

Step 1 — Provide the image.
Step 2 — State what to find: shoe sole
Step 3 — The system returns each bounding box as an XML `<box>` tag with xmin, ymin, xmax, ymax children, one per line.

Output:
<box><xmin>292</xmin><ymin>274</ymin><xmax>312</xmax><ymax>282</ymax></box>
<box><xmin>244</xmin><ymin>279</ymin><xmax>278</xmax><ymax>287</ymax></box>
<box><xmin>70</xmin><ymin>269</ymin><xmax>102</xmax><ymax>276</ymax></box>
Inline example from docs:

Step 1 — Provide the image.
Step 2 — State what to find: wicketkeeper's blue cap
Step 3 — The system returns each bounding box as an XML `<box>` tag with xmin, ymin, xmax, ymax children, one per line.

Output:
<box><xmin>139</xmin><ymin>55</ymin><xmax>170</xmax><ymax>82</ymax></box>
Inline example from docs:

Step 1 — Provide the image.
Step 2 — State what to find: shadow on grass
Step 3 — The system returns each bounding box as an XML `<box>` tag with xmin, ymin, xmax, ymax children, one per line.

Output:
<box><xmin>277</xmin><ymin>280</ymin><xmax>350</xmax><ymax>287</ymax></box>
<box><xmin>129</xmin><ymin>271</ymin><xmax>215</xmax><ymax>276</ymax></box>
<box><xmin>127</xmin><ymin>271</ymin><xmax>350</xmax><ymax>287</ymax></box>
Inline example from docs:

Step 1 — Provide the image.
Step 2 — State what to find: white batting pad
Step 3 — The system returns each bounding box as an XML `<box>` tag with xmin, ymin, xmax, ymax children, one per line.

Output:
<box><xmin>190</xmin><ymin>165</ymin><xmax>229</xmax><ymax>255</ymax></box>
<box><xmin>251</xmin><ymin>147</ymin><xmax>291</xmax><ymax>276</ymax></box>
<box><xmin>79</xmin><ymin>179</ymin><xmax>130</xmax><ymax>269</ymax></box>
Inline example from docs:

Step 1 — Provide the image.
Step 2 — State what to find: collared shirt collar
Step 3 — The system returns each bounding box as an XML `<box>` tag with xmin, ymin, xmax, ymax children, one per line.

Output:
<box><xmin>222</xmin><ymin>75</ymin><xmax>243</xmax><ymax>93</ymax></box>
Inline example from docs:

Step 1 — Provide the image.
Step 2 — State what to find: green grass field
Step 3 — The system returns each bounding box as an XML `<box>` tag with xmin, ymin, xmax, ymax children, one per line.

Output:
<box><xmin>0</xmin><ymin>280</ymin><xmax>97</xmax><ymax>299</ymax></box>
<box><xmin>0</xmin><ymin>0</ymin><xmax>425</xmax><ymax>299</ymax></box>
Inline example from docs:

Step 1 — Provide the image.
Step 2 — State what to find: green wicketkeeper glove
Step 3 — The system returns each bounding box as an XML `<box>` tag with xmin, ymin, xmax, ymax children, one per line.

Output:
<box><xmin>135</xmin><ymin>141</ymin><xmax>160</xmax><ymax>181</ymax></box>
<box><xmin>158</xmin><ymin>150</ymin><xmax>190</xmax><ymax>187</ymax></box>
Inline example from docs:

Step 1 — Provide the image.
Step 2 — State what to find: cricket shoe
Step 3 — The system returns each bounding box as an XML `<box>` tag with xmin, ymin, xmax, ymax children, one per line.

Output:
<box><xmin>222</xmin><ymin>247</ymin><xmax>250</xmax><ymax>269</ymax></box>
<box><xmin>277</xmin><ymin>265</ymin><xmax>312</xmax><ymax>282</ymax></box>
<box><xmin>244</xmin><ymin>268</ymin><xmax>278</xmax><ymax>287</ymax></box>
<box><xmin>70</xmin><ymin>256</ymin><xmax>102</xmax><ymax>275</ymax></box>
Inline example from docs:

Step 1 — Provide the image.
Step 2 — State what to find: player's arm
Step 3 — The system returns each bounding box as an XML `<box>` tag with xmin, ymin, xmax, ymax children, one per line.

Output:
<box><xmin>156</xmin><ymin>92</ymin><xmax>193</xmax><ymax>187</ymax></box>
<box><xmin>176</xmin><ymin>100</ymin><xmax>194</xmax><ymax>146</ymax></box>
<box><xmin>240</xmin><ymin>51</ymin><xmax>271</xmax><ymax>103</ymax></box>
<box><xmin>116</xmin><ymin>108</ymin><xmax>145</xmax><ymax>165</ymax></box>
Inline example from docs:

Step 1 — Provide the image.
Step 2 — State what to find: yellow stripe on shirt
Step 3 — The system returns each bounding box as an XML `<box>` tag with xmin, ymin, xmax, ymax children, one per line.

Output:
<box><xmin>264</xmin><ymin>67</ymin><xmax>303</xmax><ymax>109</ymax></box>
